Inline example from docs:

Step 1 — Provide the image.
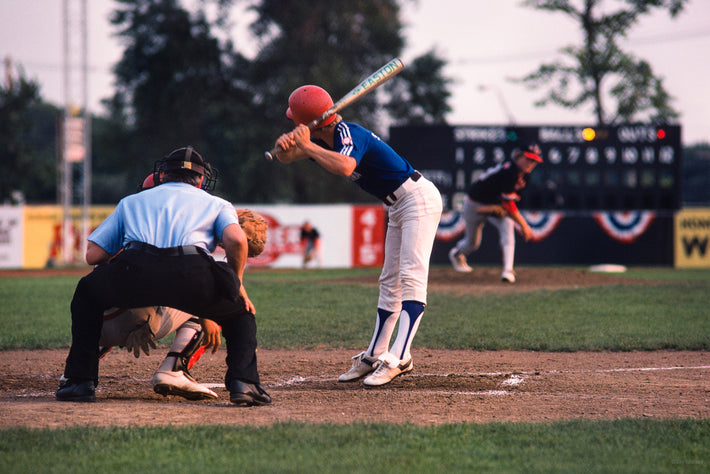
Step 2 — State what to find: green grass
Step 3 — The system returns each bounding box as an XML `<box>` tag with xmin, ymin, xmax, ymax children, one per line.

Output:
<box><xmin>3</xmin><ymin>267</ymin><xmax>707</xmax><ymax>351</ymax></box>
<box><xmin>1</xmin><ymin>266</ymin><xmax>709</xmax><ymax>472</ymax></box>
<box><xmin>0</xmin><ymin>420</ymin><xmax>708</xmax><ymax>473</ymax></box>
<box><xmin>0</xmin><ymin>275</ymin><xmax>77</xmax><ymax>348</ymax></box>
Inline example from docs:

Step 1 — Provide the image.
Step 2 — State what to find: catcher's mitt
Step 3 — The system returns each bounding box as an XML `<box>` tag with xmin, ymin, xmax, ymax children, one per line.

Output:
<box><xmin>237</xmin><ymin>209</ymin><xmax>268</xmax><ymax>257</ymax></box>
<box><xmin>99</xmin><ymin>307</ymin><xmax>162</xmax><ymax>354</ymax></box>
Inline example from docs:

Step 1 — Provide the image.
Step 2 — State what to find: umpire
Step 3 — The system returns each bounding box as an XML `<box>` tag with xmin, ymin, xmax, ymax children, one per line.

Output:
<box><xmin>56</xmin><ymin>146</ymin><xmax>271</xmax><ymax>406</ymax></box>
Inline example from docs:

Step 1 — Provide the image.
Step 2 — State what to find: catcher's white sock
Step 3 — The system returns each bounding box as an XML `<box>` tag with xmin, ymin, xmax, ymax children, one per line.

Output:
<box><xmin>157</xmin><ymin>327</ymin><xmax>197</xmax><ymax>372</ymax></box>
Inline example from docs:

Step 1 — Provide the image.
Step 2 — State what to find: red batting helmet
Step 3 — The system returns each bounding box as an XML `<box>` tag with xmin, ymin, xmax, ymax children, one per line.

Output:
<box><xmin>286</xmin><ymin>85</ymin><xmax>336</xmax><ymax>129</ymax></box>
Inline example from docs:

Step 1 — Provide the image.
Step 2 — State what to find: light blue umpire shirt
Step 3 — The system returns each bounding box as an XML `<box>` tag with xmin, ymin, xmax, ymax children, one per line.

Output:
<box><xmin>89</xmin><ymin>182</ymin><xmax>240</xmax><ymax>256</ymax></box>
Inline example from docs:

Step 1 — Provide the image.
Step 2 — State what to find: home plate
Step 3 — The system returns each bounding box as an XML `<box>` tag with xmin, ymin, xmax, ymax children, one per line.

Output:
<box><xmin>502</xmin><ymin>375</ymin><xmax>525</xmax><ymax>386</ymax></box>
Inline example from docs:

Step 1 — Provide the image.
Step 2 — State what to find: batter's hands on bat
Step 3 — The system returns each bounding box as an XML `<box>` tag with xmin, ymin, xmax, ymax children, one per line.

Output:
<box><xmin>273</xmin><ymin>126</ymin><xmax>311</xmax><ymax>162</ymax></box>
<box><xmin>275</xmin><ymin>131</ymin><xmax>296</xmax><ymax>153</ymax></box>
<box><xmin>276</xmin><ymin>125</ymin><xmax>311</xmax><ymax>151</ymax></box>
<box><xmin>290</xmin><ymin>124</ymin><xmax>313</xmax><ymax>148</ymax></box>
<box><xmin>199</xmin><ymin>318</ymin><xmax>222</xmax><ymax>354</ymax></box>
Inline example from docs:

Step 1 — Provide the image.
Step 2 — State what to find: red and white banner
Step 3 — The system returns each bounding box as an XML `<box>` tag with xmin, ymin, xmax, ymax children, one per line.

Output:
<box><xmin>228</xmin><ymin>204</ymin><xmax>385</xmax><ymax>268</ymax></box>
<box><xmin>351</xmin><ymin>205</ymin><xmax>385</xmax><ymax>267</ymax></box>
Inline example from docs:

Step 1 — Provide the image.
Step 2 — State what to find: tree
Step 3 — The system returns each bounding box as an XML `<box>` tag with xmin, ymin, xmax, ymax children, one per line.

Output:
<box><xmin>518</xmin><ymin>0</ymin><xmax>687</xmax><ymax>125</ymax></box>
<box><xmin>0</xmin><ymin>66</ymin><xmax>59</xmax><ymax>203</ymax></box>
<box><xmin>386</xmin><ymin>49</ymin><xmax>452</xmax><ymax>125</ymax></box>
<box><xmin>104</xmin><ymin>0</ymin><xmax>254</xmax><ymax>202</ymax></box>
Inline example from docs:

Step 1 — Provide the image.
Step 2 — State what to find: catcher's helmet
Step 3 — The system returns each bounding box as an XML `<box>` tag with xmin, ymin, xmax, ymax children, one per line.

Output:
<box><xmin>137</xmin><ymin>173</ymin><xmax>156</xmax><ymax>192</ymax></box>
<box><xmin>154</xmin><ymin>146</ymin><xmax>217</xmax><ymax>192</ymax></box>
<box><xmin>286</xmin><ymin>85</ymin><xmax>336</xmax><ymax>129</ymax></box>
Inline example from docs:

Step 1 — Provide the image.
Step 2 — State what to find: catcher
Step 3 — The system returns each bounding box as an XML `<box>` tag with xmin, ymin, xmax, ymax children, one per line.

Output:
<box><xmin>60</xmin><ymin>169</ymin><xmax>268</xmax><ymax>402</ymax></box>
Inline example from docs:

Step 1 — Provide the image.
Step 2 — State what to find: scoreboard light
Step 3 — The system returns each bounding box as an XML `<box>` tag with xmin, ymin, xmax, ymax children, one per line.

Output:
<box><xmin>582</xmin><ymin>127</ymin><xmax>596</xmax><ymax>141</ymax></box>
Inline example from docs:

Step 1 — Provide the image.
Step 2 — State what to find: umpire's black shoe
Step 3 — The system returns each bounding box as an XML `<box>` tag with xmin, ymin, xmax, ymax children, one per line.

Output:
<box><xmin>56</xmin><ymin>380</ymin><xmax>96</xmax><ymax>402</ymax></box>
<box><xmin>229</xmin><ymin>380</ymin><xmax>271</xmax><ymax>406</ymax></box>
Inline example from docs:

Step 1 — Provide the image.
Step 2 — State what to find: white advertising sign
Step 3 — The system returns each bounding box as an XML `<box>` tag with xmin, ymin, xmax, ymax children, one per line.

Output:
<box><xmin>0</xmin><ymin>206</ymin><xmax>23</xmax><ymax>268</ymax></box>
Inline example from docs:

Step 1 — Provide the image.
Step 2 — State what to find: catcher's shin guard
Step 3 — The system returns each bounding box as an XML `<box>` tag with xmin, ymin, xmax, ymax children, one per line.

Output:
<box><xmin>168</xmin><ymin>329</ymin><xmax>206</xmax><ymax>372</ymax></box>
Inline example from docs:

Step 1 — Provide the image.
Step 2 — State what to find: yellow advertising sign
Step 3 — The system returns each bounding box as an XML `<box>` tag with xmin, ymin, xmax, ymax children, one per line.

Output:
<box><xmin>674</xmin><ymin>208</ymin><xmax>710</xmax><ymax>268</ymax></box>
<box><xmin>23</xmin><ymin>205</ymin><xmax>115</xmax><ymax>268</ymax></box>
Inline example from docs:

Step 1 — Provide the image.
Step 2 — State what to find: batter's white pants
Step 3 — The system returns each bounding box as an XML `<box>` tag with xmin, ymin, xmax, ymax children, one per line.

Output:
<box><xmin>366</xmin><ymin>176</ymin><xmax>442</xmax><ymax>363</ymax></box>
<box><xmin>377</xmin><ymin>176</ymin><xmax>443</xmax><ymax>310</ymax></box>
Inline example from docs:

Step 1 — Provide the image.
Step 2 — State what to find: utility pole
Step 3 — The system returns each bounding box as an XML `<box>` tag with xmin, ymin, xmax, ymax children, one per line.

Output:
<box><xmin>60</xmin><ymin>0</ymin><xmax>91</xmax><ymax>265</ymax></box>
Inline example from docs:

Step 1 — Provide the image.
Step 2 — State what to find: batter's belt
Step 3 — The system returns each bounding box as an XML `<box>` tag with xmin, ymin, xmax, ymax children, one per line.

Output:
<box><xmin>383</xmin><ymin>171</ymin><xmax>422</xmax><ymax>206</ymax></box>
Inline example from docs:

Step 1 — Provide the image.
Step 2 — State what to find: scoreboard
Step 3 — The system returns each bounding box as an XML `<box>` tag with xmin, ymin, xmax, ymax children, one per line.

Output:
<box><xmin>389</xmin><ymin>124</ymin><xmax>682</xmax><ymax>212</ymax></box>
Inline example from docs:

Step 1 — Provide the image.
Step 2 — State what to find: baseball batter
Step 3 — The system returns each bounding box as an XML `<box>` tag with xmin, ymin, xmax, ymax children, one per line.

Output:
<box><xmin>272</xmin><ymin>85</ymin><xmax>442</xmax><ymax>386</ymax></box>
<box><xmin>448</xmin><ymin>143</ymin><xmax>543</xmax><ymax>282</ymax></box>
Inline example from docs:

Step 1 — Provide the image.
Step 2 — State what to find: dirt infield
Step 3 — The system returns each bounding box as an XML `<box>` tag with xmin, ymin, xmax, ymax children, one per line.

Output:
<box><xmin>1</xmin><ymin>267</ymin><xmax>708</xmax><ymax>428</ymax></box>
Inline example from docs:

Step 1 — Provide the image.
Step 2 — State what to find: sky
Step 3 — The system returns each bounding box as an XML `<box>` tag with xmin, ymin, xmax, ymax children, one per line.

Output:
<box><xmin>1</xmin><ymin>0</ymin><xmax>709</xmax><ymax>145</ymax></box>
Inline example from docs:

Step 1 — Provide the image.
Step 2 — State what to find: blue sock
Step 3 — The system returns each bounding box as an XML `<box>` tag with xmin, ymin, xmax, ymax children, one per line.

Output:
<box><xmin>401</xmin><ymin>300</ymin><xmax>425</xmax><ymax>321</ymax></box>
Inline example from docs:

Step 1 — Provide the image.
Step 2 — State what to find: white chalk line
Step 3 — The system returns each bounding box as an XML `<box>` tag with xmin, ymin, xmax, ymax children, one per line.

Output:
<box><xmin>268</xmin><ymin>364</ymin><xmax>710</xmax><ymax>392</ymax></box>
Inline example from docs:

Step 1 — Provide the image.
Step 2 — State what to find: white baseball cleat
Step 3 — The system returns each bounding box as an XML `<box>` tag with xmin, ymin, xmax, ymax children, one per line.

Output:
<box><xmin>449</xmin><ymin>248</ymin><xmax>473</xmax><ymax>273</ymax></box>
<box><xmin>338</xmin><ymin>351</ymin><xmax>378</xmax><ymax>382</ymax></box>
<box><xmin>501</xmin><ymin>270</ymin><xmax>516</xmax><ymax>283</ymax></box>
<box><xmin>363</xmin><ymin>357</ymin><xmax>413</xmax><ymax>386</ymax></box>
<box><xmin>152</xmin><ymin>369</ymin><xmax>218</xmax><ymax>400</ymax></box>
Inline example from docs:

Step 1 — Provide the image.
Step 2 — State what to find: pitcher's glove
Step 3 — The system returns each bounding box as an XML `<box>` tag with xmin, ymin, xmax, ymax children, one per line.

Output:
<box><xmin>237</xmin><ymin>209</ymin><xmax>268</xmax><ymax>257</ymax></box>
<box><xmin>477</xmin><ymin>205</ymin><xmax>506</xmax><ymax>218</ymax></box>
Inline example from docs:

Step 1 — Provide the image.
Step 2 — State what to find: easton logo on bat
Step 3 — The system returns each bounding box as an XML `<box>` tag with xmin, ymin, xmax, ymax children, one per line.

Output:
<box><xmin>357</xmin><ymin>59</ymin><xmax>403</xmax><ymax>91</ymax></box>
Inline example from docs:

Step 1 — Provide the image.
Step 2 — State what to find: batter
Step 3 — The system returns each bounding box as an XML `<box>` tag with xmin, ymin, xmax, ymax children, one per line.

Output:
<box><xmin>273</xmin><ymin>85</ymin><xmax>442</xmax><ymax>386</ymax></box>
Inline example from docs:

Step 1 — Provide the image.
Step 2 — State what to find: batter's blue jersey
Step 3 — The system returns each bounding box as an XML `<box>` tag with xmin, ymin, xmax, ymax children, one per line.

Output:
<box><xmin>325</xmin><ymin>121</ymin><xmax>414</xmax><ymax>201</ymax></box>
<box><xmin>89</xmin><ymin>182</ymin><xmax>239</xmax><ymax>255</ymax></box>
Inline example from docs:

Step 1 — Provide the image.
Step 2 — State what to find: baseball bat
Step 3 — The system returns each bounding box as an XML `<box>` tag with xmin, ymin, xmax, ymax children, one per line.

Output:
<box><xmin>264</xmin><ymin>57</ymin><xmax>404</xmax><ymax>161</ymax></box>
